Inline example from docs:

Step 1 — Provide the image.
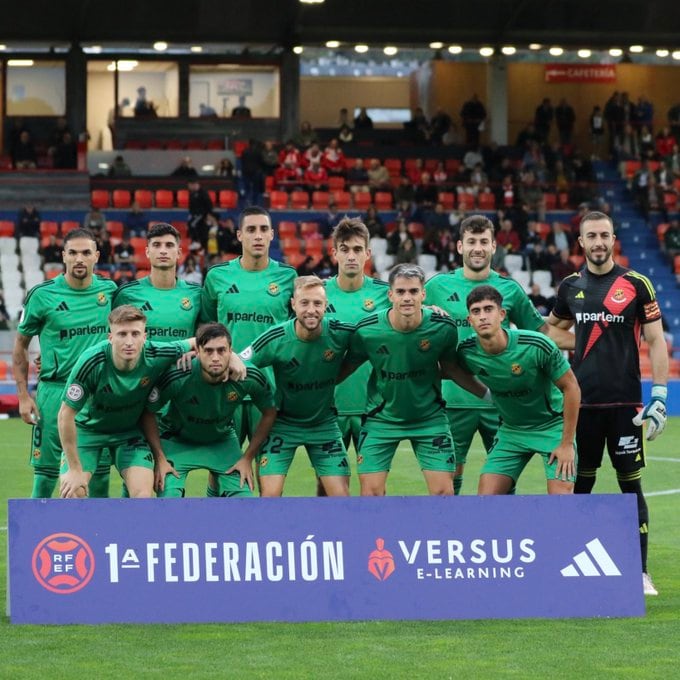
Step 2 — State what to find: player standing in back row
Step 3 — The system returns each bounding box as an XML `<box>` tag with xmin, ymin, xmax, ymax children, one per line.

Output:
<box><xmin>548</xmin><ymin>211</ymin><xmax>669</xmax><ymax>596</ymax></box>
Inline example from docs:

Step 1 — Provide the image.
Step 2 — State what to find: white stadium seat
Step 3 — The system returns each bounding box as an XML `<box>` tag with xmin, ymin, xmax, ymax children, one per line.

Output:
<box><xmin>417</xmin><ymin>254</ymin><xmax>437</xmax><ymax>274</ymax></box>
<box><xmin>504</xmin><ymin>254</ymin><xmax>524</xmax><ymax>273</ymax></box>
<box><xmin>511</xmin><ymin>270</ymin><xmax>531</xmax><ymax>292</ymax></box>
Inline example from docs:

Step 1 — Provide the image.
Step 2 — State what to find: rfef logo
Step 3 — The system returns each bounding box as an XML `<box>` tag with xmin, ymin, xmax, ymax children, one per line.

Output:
<box><xmin>368</xmin><ymin>538</ymin><xmax>395</xmax><ymax>581</ymax></box>
<box><xmin>32</xmin><ymin>533</ymin><xmax>95</xmax><ymax>594</ymax></box>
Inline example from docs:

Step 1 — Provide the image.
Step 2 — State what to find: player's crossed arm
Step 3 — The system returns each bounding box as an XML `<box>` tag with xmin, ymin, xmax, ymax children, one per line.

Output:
<box><xmin>440</xmin><ymin>358</ymin><xmax>491</xmax><ymax>402</ymax></box>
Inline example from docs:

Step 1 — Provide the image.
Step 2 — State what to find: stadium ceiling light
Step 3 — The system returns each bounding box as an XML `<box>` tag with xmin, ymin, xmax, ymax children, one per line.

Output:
<box><xmin>672</xmin><ymin>50</ymin><xmax>680</xmax><ymax>60</ymax></box>
<box><xmin>299</xmin><ymin>0</ymin><xmax>325</xmax><ymax>4</ymax></box>
<box><xmin>501</xmin><ymin>46</ymin><xmax>516</xmax><ymax>55</ymax></box>
<box><xmin>153</xmin><ymin>41</ymin><xmax>168</xmax><ymax>51</ymax></box>
<box><xmin>355</xmin><ymin>44</ymin><xmax>369</xmax><ymax>53</ymax></box>
<box><xmin>293</xmin><ymin>46</ymin><xmax>304</xmax><ymax>55</ymax></box>
<box><xmin>429</xmin><ymin>41</ymin><xmax>444</xmax><ymax>49</ymax></box>
<box><xmin>479</xmin><ymin>46</ymin><xmax>494</xmax><ymax>57</ymax></box>
<box><xmin>609</xmin><ymin>48</ymin><xmax>623</xmax><ymax>57</ymax></box>
<box><xmin>629</xmin><ymin>45</ymin><xmax>644</xmax><ymax>53</ymax></box>
<box><xmin>106</xmin><ymin>60</ymin><xmax>138</xmax><ymax>72</ymax></box>
<box><xmin>577</xmin><ymin>49</ymin><xmax>592</xmax><ymax>58</ymax></box>
<box><xmin>326</xmin><ymin>40</ymin><xmax>340</xmax><ymax>48</ymax></box>
<box><xmin>7</xmin><ymin>59</ymin><xmax>34</xmax><ymax>66</ymax></box>
<box><xmin>548</xmin><ymin>46</ymin><xmax>564</xmax><ymax>56</ymax></box>
<box><xmin>0</xmin><ymin>44</ymin><xmax>6</xmax><ymax>51</ymax></box>
<box><xmin>529</xmin><ymin>43</ymin><xmax>542</xmax><ymax>50</ymax></box>
<box><xmin>84</xmin><ymin>45</ymin><xmax>102</xmax><ymax>54</ymax></box>
<box><xmin>383</xmin><ymin>46</ymin><xmax>398</xmax><ymax>56</ymax></box>
<box><xmin>190</xmin><ymin>45</ymin><xmax>203</xmax><ymax>53</ymax></box>
<box><xmin>656</xmin><ymin>49</ymin><xmax>670</xmax><ymax>57</ymax></box>
<box><xmin>447</xmin><ymin>45</ymin><xmax>462</xmax><ymax>54</ymax></box>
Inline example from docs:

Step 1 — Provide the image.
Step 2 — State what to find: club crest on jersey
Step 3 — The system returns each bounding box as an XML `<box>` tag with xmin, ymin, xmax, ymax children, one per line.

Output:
<box><xmin>511</xmin><ymin>363</ymin><xmax>523</xmax><ymax>376</ymax></box>
<box><xmin>611</xmin><ymin>288</ymin><xmax>627</xmax><ymax>303</ymax></box>
<box><xmin>259</xmin><ymin>456</ymin><xmax>268</xmax><ymax>468</ymax></box>
<box><xmin>363</xmin><ymin>298</ymin><xmax>375</xmax><ymax>311</ymax></box>
<box><xmin>96</xmin><ymin>292</ymin><xmax>108</xmax><ymax>306</ymax></box>
<box><xmin>33</xmin><ymin>448</ymin><xmax>41</xmax><ymax>459</ymax></box>
<box><xmin>267</xmin><ymin>283</ymin><xmax>280</xmax><ymax>296</ymax></box>
<box><xmin>323</xmin><ymin>349</ymin><xmax>336</xmax><ymax>361</ymax></box>
<box><xmin>418</xmin><ymin>339</ymin><xmax>431</xmax><ymax>352</ymax></box>
<box><xmin>140</xmin><ymin>376</ymin><xmax>151</xmax><ymax>387</ymax></box>
<box><xmin>180</xmin><ymin>297</ymin><xmax>193</xmax><ymax>310</ymax></box>
<box><xmin>148</xmin><ymin>387</ymin><xmax>160</xmax><ymax>403</ymax></box>
<box><xmin>227</xmin><ymin>391</ymin><xmax>239</xmax><ymax>402</ymax></box>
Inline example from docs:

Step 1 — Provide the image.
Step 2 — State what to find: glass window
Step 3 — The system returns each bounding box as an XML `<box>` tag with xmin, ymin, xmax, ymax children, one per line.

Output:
<box><xmin>6</xmin><ymin>60</ymin><xmax>66</xmax><ymax>115</ymax></box>
<box><xmin>115</xmin><ymin>61</ymin><xmax>179</xmax><ymax>118</ymax></box>
<box><xmin>189</xmin><ymin>64</ymin><xmax>280</xmax><ymax>118</ymax></box>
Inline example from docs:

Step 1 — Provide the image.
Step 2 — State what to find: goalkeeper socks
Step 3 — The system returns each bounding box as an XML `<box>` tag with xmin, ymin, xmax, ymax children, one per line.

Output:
<box><xmin>574</xmin><ymin>468</ymin><xmax>597</xmax><ymax>494</ymax></box>
<box><xmin>617</xmin><ymin>473</ymin><xmax>649</xmax><ymax>572</ymax></box>
<box><xmin>31</xmin><ymin>470</ymin><xmax>58</xmax><ymax>498</ymax></box>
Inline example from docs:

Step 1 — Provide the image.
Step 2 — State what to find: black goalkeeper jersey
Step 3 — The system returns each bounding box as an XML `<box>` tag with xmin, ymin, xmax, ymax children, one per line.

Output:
<box><xmin>552</xmin><ymin>264</ymin><xmax>661</xmax><ymax>407</ymax></box>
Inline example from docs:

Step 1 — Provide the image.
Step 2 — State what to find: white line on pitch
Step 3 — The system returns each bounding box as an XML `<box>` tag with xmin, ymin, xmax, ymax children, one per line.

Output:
<box><xmin>648</xmin><ymin>456</ymin><xmax>680</xmax><ymax>463</ymax></box>
<box><xmin>0</xmin><ymin>526</ymin><xmax>6</xmax><ymax>531</ymax></box>
<box><xmin>647</xmin><ymin>488</ymin><xmax>680</xmax><ymax>497</ymax></box>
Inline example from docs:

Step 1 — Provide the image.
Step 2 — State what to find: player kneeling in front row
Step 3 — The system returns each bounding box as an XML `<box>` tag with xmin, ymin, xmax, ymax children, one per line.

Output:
<box><xmin>142</xmin><ymin>323</ymin><xmax>277</xmax><ymax>497</ymax></box>
<box><xmin>456</xmin><ymin>286</ymin><xmax>580</xmax><ymax>495</ymax></box>
<box><xmin>58</xmin><ymin>305</ymin><xmax>195</xmax><ymax>499</ymax></box>
<box><xmin>240</xmin><ymin>276</ymin><xmax>355</xmax><ymax>497</ymax></box>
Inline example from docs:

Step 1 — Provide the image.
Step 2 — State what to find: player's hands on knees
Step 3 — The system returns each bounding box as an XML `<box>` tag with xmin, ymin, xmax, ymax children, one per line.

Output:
<box><xmin>18</xmin><ymin>395</ymin><xmax>40</xmax><ymax>425</ymax></box>
<box><xmin>154</xmin><ymin>458</ymin><xmax>179</xmax><ymax>492</ymax></box>
<box><xmin>226</xmin><ymin>457</ymin><xmax>254</xmax><ymax>490</ymax></box>
<box><xmin>59</xmin><ymin>470</ymin><xmax>89</xmax><ymax>499</ymax></box>
<box><xmin>632</xmin><ymin>385</ymin><xmax>667</xmax><ymax>441</ymax></box>
<box><xmin>226</xmin><ymin>352</ymin><xmax>247</xmax><ymax>382</ymax></box>
<box><xmin>549</xmin><ymin>443</ymin><xmax>576</xmax><ymax>482</ymax></box>
<box><xmin>176</xmin><ymin>350</ymin><xmax>196</xmax><ymax>372</ymax></box>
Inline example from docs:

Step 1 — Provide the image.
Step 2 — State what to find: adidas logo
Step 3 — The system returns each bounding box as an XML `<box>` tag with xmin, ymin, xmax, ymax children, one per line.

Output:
<box><xmin>339</xmin><ymin>459</ymin><xmax>349</xmax><ymax>468</ymax></box>
<box><xmin>478</xmin><ymin>368</ymin><xmax>488</xmax><ymax>376</ymax></box>
<box><xmin>140</xmin><ymin>301</ymin><xmax>154</xmax><ymax>311</ymax></box>
<box><xmin>447</xmin><ymin>293</ymin><xmax>460</xmax><ymax>302</ymax></box>
<box><xmin>100</xmin><ymin>385</ymin><xmax>113</xmax><ymax>394</ymax></box>
<box><xmin>286</xmin><ymin>357</ymin><xmax>300</xmax><ymax>369</ymax></box>
<box><xmin>225</xmin><ymin>284</ymin><xmax>240</xmax><ymax>294</ymax></box>
<box><xmin>327</xmin><ymin>303</ymin><xmax>336</xmax><ymax>313</ymax></box>
<box><xmin>188</xmin><ymin>396</ymin><xmax>200</xmax><ymax>405</ymax></box>
<box><xmin>377</xmin><ymin>345</ymin><xmax>390</xmax><ymax>355</ymax></box>
<box><xmin>55</xmin><ymin>301</ymin><xmax>69</xmax><ymax>311</ymax></box>
<box><xmin>575</xmin><ymin>291</ymin><xmax>585</xmax><ymax>299</ymax></box>
<box><xmin>560</xmin><ymin>538</ymin><xmax>621</xmax><ymax>577</ymax></box>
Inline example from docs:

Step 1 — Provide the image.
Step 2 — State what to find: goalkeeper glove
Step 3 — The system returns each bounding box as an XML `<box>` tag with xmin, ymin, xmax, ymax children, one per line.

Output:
<box><xmin>632</xmin><ymin>385</ymin><xmax>667</xmax><ymax>441</ymax></box>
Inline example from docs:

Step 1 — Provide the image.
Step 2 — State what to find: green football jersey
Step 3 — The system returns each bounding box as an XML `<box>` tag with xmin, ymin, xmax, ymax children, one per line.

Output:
<box><xmin>201</xmin><ymin>258</ymin><xmax>297</xmax><ymax>352</ymax></box>
<box><xmin>425</xmin><ymin>269</ymin><xmax>544</xmax><ymax>409</ymax></box>
<box><xmin>349</xmin><ymin>308</ymin><xmax>459</xmax><ymax>424</ymax></box>
<box><xmin>456</xmin><ymin>329</ymin><xmax>570</xmax><ymax>432</ymax></box>
<box><xmin>241</xmin><ymin>317</ymin><xmax>354</xmax><ymax>426</ymax></box>
<box><xmin>17</xmin><ymin>274</ymin><xmax>117</xmax><ymax>383</ymax></box>
<box><xmin>112</xmin><ymin>276</ymin><xmax>202</xmax><ymax>342</ymax></box>
<box><xmin>324</xmin><ymin>275</ymin><xmax>391</xmax><ymax>415</ymax></box>
<box><xmin>63</xmin><ymin>339</ymin><xmax>191</xmax><ymax>434</ymax></box>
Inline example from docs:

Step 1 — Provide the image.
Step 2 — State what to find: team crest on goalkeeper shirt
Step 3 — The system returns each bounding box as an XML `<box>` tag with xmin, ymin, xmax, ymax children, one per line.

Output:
<box><xmin>418</xmin><ymin>339</ymin><xmax>431</xmax><ymax>352</ymax></box>
<box><xmin>363</xmin><ymin>298</ymin><xmax>375</xmax><ymax>311</ymax></box>
<box><xmin>267</xmin><ymin>283</ymin><xmax>280</xmax><ymax>296</ymax></box>
<box><xmin>323</xmin><ymin>349</ymin><xmax>336</xmax><ymax>361</ymax></box>
<box><xmin>227</xmin><ymin>391</ymin><xmax>239</xmax><ymax>402</ymax></box>
<box><xmin>96</xmin><ymin>292</ymin><xmax>108</xmax><ymax>306</ymax></box>
<box><xmin>140</xmin><ymin>376</ymin><xmax>151</xmax><ymax>387</ymax></box>
<box><xmin>511</xmin><ymin>363</ymin><xmax>523</xmax><ymax>376</ymax></box>
<box><xmin>180</xmin><ymin>297</ymin><xmax>193</xmax><ymax>310</ymax></box>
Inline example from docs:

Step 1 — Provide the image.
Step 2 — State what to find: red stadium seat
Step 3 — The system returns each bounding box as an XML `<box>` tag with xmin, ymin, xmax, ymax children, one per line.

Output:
<box><xmin>165</xmin><ymin>140</ymin><xmax>183</xmax><ymax>150</ymax></box>
<box><xmin>332</xmin><ymin>191</ymin><xmax>352</xmax><ymax>210</ymax></box>
<box><xmin>328</xmin><ymin>176</ymin><xmax>346</xmax><ymax>191</ymax></box>
<box><xmin>285</xmin><ymin>251</ymin><xmax>306</xmax><ymax>268</ymax></box>
<box><xmin>614</xmin><ymin>255</ymin><xmax>629</xmax><ymax>267</ymax></box>
<box><xmin>674</xmin><ymin>255</ymin><xmax>680</xmax><ymax>274</ymax></box>
<box><xmin>186</xmin><ymin>140</ymin><xmax>205</xmax><ymax>150</ymax></box>
<box><xmin>569</xmin><ymin>254</ymin><xmax>585</xmax><ymax>269</ymax></box>
<box><xmin>91</xmin><ymin>189</ymin><xmax>110</xmax><ymax>209</ymax></box>
<box><xmin>408</xmin><ymin>222</ymin><xmax>424</xmax><ymax>239</ymax></box>
<box><xmin>305</xmin><ymin>239</ymin><xmax>323</xmax><ymax>258</ymax></box>
<box><xmin>477</xmin><ymin>192</ymin><xmax>496</xmax><ymax>210</ymax></box>
<box><xmin>206</xmin><ymin>139</ymin><xmax>225</xmax><ymax>150</ymax></box>
<box><xmin>664</xmin><ymin>192</ymin><xmax>677</xmax><ymax>210</ymax></box>
<box><xmin>657</xmin><ymin>222</ymin><xmax>670</xmax><ymax>242</ymax></box>
<box><xmin>218</xmin><ymin>190</ymin><xmax>239</xmax><ymax>209</ymax></box>
<box><xmin>384</xmin><ymin>158</ymin><xmax>402</xmax><ymax>176</ymax></box>
<box><xmin>40</xmin><ymin>221</ymin><xmax>59</xmax><ymax>237</ymax></box>
<box><xmin>277</xmin><ymin>221</ymin><xmax>298</xmax><ymax>238</ymax></box>
<box><xmin>558</xmin><ymin>192</ymin><xmax>570</xmax><ymax>208</ymax></box>
<box><xmin>130</xmin><ymin>237</ymin><xmax>147</xmax><ymax>264</ymax></box>
<box><xmin>46</xmin><ymin>269</ymin><xmax>62</xmax><ymax>279</ymax></box>
<box><xmin>112</xmin><ymin>190</ymin><xmax>132</xmax><ymax>209</ymax></box>
<box><xmin>176</xmin><ymin>190</ymin><xmax>189</xmax><ymax>209</ymax></box>
<box><xmin>438</xmin><ymin>192</ymin><xmax>455</xmax><ymax>210</ymax></box>
<box><xmin>312</xmin><ymin>191</ymin><xmax>330</xmax><ymax>210</ymax></box>
<box><xmin>270</xmin><ymin>191</ymin><xmax>289</xmax><ymax>210</ymax></box>
<box><xmin>291</xmin><ymin>191</ymin><xmax>310</xmax><ymax>209</ymax></box>
<box><xmin>61</xmin><ymin>221</ymin><xmax>80</xmax><ymax>234</ymax></box>
<box><xmin>374</xmin><ymin>192</ymin><xmax>393</xmax><ymax>210</ymax></box>
<box><xmin>232</xmin><ymin>140</ymin><xmax>248</xmax><ymax>157</ymax></box>
<box><xmin>353</xmin><ymin>192</ymin><xmax>372</xmax><ymax>210</ymax></box>
<box><xmin>280</xmin><ymin>237</ymin><xmax>302</xmax><ymax>255</ymax></box>
<box><xmin>543</xmin><ymin>193</ymin><xmax>557</xmax><ymax>210</ymax></box>
<box><xmin>105</xmin><ymin>221</ymin><xmax>124</xmax><ymax>239</ymax></box>
<box><xmin>207</xmin><ymin>190</ymin><xmax>217</xmax><ymax>205</ymax></box>
<box><xmin>265</xmin><ymin>175</ymin><xmax>275</xmax><ymax>192</ymax></box>
<box><xmin>155</xmin><ymin>190</ymin><xmax>174</xmax><ymax>209</ymax></box>
<box><xmin>445</xmin><ymin>159</ymin><xmax>461</xmax><ymax>174</ymax></box>
<box><xmin>300</xmin><ymin>222</ymin><xmax>320</xmax><ymax>238</ymax></box>
<box><xmin>134</xmin><ymin>190</ymin><xmax>153</xmax><ymax>209</ymax></box>
<box><xmin>0</xmin><ymin>221</ymin><xmax>14</xmax><ymax>237</ymax></box>
<box><xmin>171</xmin><ymin>221</ymin><xmax>188</xmax><ymax>239</ymax></box>
<box><xmin>457</xmin><ymin>193</ymin><xmax>475</xmax><ymax>210</ymax></box>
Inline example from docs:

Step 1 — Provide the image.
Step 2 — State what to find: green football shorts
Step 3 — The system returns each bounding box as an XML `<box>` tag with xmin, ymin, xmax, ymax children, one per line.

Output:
<box><xmin>445</xmin><ymin>407</ymin><xmax>500</xmax><ymax>465</ymax></box>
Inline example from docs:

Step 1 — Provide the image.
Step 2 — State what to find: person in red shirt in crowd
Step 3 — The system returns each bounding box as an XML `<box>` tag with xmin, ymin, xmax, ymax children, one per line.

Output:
<box><xmin>278</xmin><ymin>140</ymin><xmax>303</xmax><ymax>169</ymax></box>
<box><xmin>496</xmin><ymin>218</ymin><xmax>522</xmax><ymax>253</ymax></box>
<box><xmin>303</xmin><ymin>142</ymin><xmax>323</xmax><ymax>168</ymax></box>
<box><xmin>655</xmin><ymin>126</ymin><xmax>676</xmax><ymax>158</ymax></box>
<box><xmin>407</xmin><ymin>158</ymin><xmax>425</xmax><ymax>185</ymax></box>
<box><xmin>304</xmin><ymin>160</ymin><xmax>329</xmax><ymax>196</ymax></box>
<box><xmin>322</xmin><ymin>138</ymin><xmax>346</xmax><ymax>176</ymax></box>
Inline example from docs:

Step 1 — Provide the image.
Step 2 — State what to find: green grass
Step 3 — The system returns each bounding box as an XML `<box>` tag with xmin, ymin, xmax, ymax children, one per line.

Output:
<box><xmin>2</xmin><ymin>417</ymin><xmax>680</xmax><ymax>679</ymax></box>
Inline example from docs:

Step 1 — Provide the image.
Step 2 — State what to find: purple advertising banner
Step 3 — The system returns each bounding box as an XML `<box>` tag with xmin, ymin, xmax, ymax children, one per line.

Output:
<box><xmin>8</xmin><ymin>495</ymin><xmax>643</xmax><ymax>624</ymax></box>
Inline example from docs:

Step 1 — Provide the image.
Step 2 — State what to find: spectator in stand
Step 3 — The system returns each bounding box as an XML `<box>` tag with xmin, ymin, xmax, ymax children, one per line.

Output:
<box><xmin>303</xmin><ymin>160</ymin><xmax>329</xmax><ymax>196</ymax></box>
<box><xmin>546</xmin><ymin>221</ymin><xmax>574</xmax><ymax>253</ymax></box>
<box><xmin>187</xmin><ymin>179</ymin><xmax>213</xmax><ymax>245</ymax></box>
<box><xmin>523</xmin><ymin>220</ymin><xmax>546</xmax><ymax>252</ymax></box>
<box><xmin>463</xmin><ymin>146</ymin><xmax>484</xmax><ymax>172</ymax></box>
<box><xmin>668</xmin><ymin>102</ymin><xmax>680</xmax><ymax>141</ymax></box>
<box><xmin>631</xmin><ymin>159</ymin><xmax>653</xmax><ymax>220</ymax></box>
<box><xmin>665</xmin><ymin>144</ymin><xmax>680</xmax><ymax>179</ymax></box>
<box><xmin>261</xmin><ymin>141</ymin><xmax>280</xmax><ymax>177</ymax></box>
<box><xmin>114</xmin><ymin>233</ymin><xmax>136</xmax><ymax>275</ymax></box>
<box><xmin>387</xmin><ymin>219</ymin><xmax>410</xmax><ymax>256</ymax></box>
<box><xmin>432</xmin><ymin>161</ymin><xmax>448</xmax><ymax>186</ymax></box>
<box><xmin>496</xmin><ymin>218</ymin><xmax>522</xmax><ymax>254</ymax></box>
<box><xmin>313</xmin><ymin>254</ymin><xmax>337</xmax><ymax>278</ymax></box>
<box><xmin>364</xmin><ymin>206</ymin><xmax>386</xmax><ymax>239</ymax></box>
<box><xmin>414</xmin><ymin>171</ymin><xmax>438</xmax><ymax>208</ymax></box>
<box><xmin>278</xmin><ymin>140</ymin><xmax>303</xmax><ymax>172</ymax></box>
<box><xmin>303</xmin><ymin>142</ymin><xmax>323</xmax><ymax>168</ymax></box>
<box><xmin>639</xmin><ymin>126</ymin><xmax>655</xmax><ymax>158</ymax></box>
<box><xmin>53</xmin><ymin>132</ymin><xmax>77</xmax><ymax>169</ymax></box>
<box><xmin>655</xmin><ymin>127</ymin><xmax>676</xmax><ymax>159</ymax></box>
<box><xmin>498</xmin><ymin>174</ymin><xmax>517</xmax><ymax>208</ymax></box>
<box><xmin>205</xmin><ymin>213</ymin><xmax>222</xmax><ymax>261</ymax></box>
<box><xmin>646</xmin><ymin>173</ymin><xmax>668</xmax><ymax>223</ymax></box>
<box><xmin>231</xmin><ymin>95</ymin><xmax>252</xmax><ymax>119</ymax></box>
<box><xmin>534</xmin><ymin>98</ymin><xmax>554</xmax><ymax>144</ymax></box>
<box><xmin>217</xmin><ymin>216</ymin><xmax>241</xmax><ymax>256</ymax></box>
<box><xmin>468</xmin><ymin>162</ymin><xmax>490</xmax><ymax>197</ymax></box>
<box><xmin>296</xmin><ymin>256</ymin><xmax>317</xmax><ymax>276</ymax></box>
<box><xmin>199</xmin><ymin>103</ymin><xmax>218</xmax><ymax>118</ymax></box>
<box><xmin>430</xmin><ymin>107</ymin><xmax>453</xmax><ymax>146</ymax></box>
<box><xmin>407</xmin><ymin>159</ymin><xmax>425</xmax><ymax>186</ymax></box>
<box><xmin>338</xmin><ymin>125</ymin><xmax>354</xmax><ymax>144</ymax></box>
<box><xmin>322</xmin><ymin>139</ymin><xmax>345</xmax><ymax>176</ymax></box>
<box><xmin>178</xmin><ymin>254</ymin><xmax>203</xmax><ymax>285</ymax></box>
<box><xmin>293</xmin><ymin>121</ymin><xmax>319</xmax><ymax>149</ymax></box>
<box><xmin>460</xmin><ymin>94</ymin><xmax>486</xmax><ymax>147</ymax></box>
<box><xmin>108</xmin><ymin>154</ymin><xmax>132</xmax><ymax>178</ymax></box>
<box><xmin>95</xmin><ymin>230</ymin><xmax>116</xmax><ymax>275</ymax></box>
<box><xmin>425</xmin><ymin>203</ymin><xmax>451</xmax><ymax>232</ymax></box>
<box><xmin>47</xmin><ymin>117</ymin><xmax>71</xmax><ymax>156</ymax></box>
<box><xmin>134</xmin><ymin>86</ymin><xmax>157</xmax><ymax>118</ymax></box>
<box><xmin>16</xmin><ymin>204</ymin><xmax>41</xmax><ymax>239</ymax></box>
<box><xmin>366</xmin><ymin>159</ymin><xmax>391</xmax><ymax>195</ymax></box>
<box><xmin>656</xmin><ymin>163</ymin><xmax>675</xmax><ymax>194</ymax></box>
<box><xmin>12</xmin><ymin>130</ymin><xmax>37</xmax><ymax>169</ymax></box>
<box><xmin>634</xmin><ymin>96</ymin><xmax>654</xmax><ymax>134</ymax></box>
<box><xmin>663</xmin><ymin>219</ymin><xmax>680</xmax><ymax>266</ymax></box>
<box><xmin>240</xmin><ymin>139</ymin><xmax>265</xmax><ymax>205</ymax></box>
<box><xmin>550</xmin><ymin>248</ymin><xmax>577</xmax><ymax>286</ymax></box>
<box><xmin>394</xmin><ymin>176</ymin><xmax>416</xmax><ymax>205</ymax></box>
<box><xmin>590</xmin><ymin>105</ymin><xmax>605</xmax><ymax>159</ymax></box>
<box><xmin>338</xmin><ymin>107</ymin><xmax>352</xmax><ymax>130</ymax></box>
<box><xmin>604</xmin><ymin>91</ymin><xmax>625</xmax><ymax>154</ymax></box>
<box><xmin>124</xmin><ymin>200</ymin><xmax>148</xmax><ymax>237</ymax></box>
<box><xmin>528</xmin><ymin>282</ymin><xmax>550</xmax><ymax>315</ymax></box>
<box><xmin>516</xmin><ymin>123</ymin><xmax>541</xmax><ymax>150</ymax></box>
<box><xmin>216</xmin><ymin>158</ymin><xmax>235</xmax><ymax>180</ymax></box>
<box><xmin>40</xmin><ymin>234</ymin><xmax>63</xmax><ymax>274</ymax></box>
<box><xmin>522</xmin><ymin>140</ymin><xmax>545</xmax><ymax>172</ymax></box>
<box><xmin>404</xmin><ymin>107</ymin><xmax>430</xmax><ymax>144</ymax></box>
<box><xmin>322</xmin><ymin>200</ymin><xmax>343</xmax><ymax>238</ymax></box>
<box><xmin>83</xmin><ymin>207</ymin><xmax>106</xmax><ymax>235</ymax></box>
<box><xmin>171</xmin><ymin>156</ymin><xmax>199</xmax><ymax>178</ymax></box>
<box><xmin>519</xmin><ymin>170</ymin><xmax>546</xmax><ymax>222</ymax></box>
<box><xmin>551</xmin><ymin>160</ymin><xmax>572</xmax><ymax>196</ymax></box>
<box><xmin>347</xmin><ymin>158</ymin><xmax>369</xmax><ymax>194</ymax></box>
<box><xmin>527</xmin><ymin>241</ymin><xmax>555</xmax><ymax>274</ymax></box>
<box><xmin>396</xmin><ymin>234</ymin><xmax>418</xmax><ymax>265</ymax></box>
<box><xmin>555</xmin><ymin>98</ymin><xmax>576</xmax><ymax>146</ymax></box>
<box><xmin>354</xmin><ymin>107</ymin><xmax>374</xmax><ymax>130</ymax></box>
<box><xmin>617</xmin><ymin>123</ymin><xmax>640</xmax><ymax>160</ymax></box>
